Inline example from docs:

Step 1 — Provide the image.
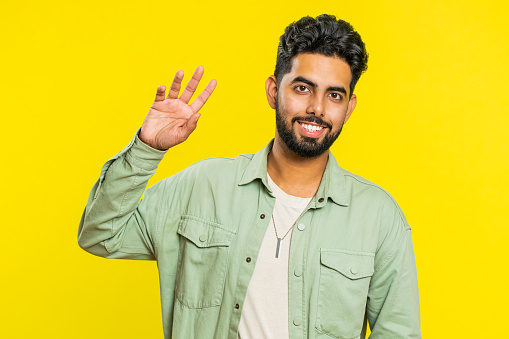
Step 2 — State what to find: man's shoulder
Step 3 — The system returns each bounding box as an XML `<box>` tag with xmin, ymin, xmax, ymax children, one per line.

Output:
<box><xmin>335</xmin><ymin>165</ymin><xmax>409</xmax><ymax>228</ymax></box>
<box><xmin>175</xmin><ymin>152</ymin><xmax>255</xmax><ymax>181</ymax></box>
<box><xmin>341</xmin><ymin>168</ymin><xmax>391</xmax><ymax>198</ymax></box>
<box><xmin>191</xmin><ymin>152</ymin><xmax>253</xmax><ymax>170</ymax></box>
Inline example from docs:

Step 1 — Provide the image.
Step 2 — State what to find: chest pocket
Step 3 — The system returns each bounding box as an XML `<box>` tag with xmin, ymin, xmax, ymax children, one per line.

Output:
<box><xmin>175</xmin><ymin>215</ymin><xmax>236</xmax><ymax>308</ymax></box>
<box><xmin>316</xmin><ymin>249</ymin><xmax>374</xmax><ymax>339</ymax></box>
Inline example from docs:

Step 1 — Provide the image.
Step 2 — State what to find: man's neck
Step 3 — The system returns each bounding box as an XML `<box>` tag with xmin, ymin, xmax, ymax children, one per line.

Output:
<box><xmin>267</xmin><ymin>138</ymin><xmax>329</xmax><ymax>198</ymax></box>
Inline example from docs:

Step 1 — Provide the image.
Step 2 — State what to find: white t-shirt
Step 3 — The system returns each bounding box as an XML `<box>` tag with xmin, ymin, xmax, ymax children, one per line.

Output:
<box><xmin>237</xmin><ymin>174</ymin><xmax>312</xmax><ymax>339</ymax></box>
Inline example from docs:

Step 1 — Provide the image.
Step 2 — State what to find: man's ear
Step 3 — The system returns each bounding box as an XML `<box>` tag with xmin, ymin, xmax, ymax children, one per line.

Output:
<box><xmin>265</xmin><ymin>75</ymin><xmax>278</xmax><ymax>109</ymax></box>
<box><xmin>344</xmin><ymin>93</ymin><xmax>357</xmax><ymax>124</ymax></box>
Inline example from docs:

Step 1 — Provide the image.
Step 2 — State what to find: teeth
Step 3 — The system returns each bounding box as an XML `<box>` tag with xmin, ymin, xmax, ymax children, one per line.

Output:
<box><xmin>301</xmin><ymin>123</ymin><xmax>324</xmax><ymax>132</ymax></box>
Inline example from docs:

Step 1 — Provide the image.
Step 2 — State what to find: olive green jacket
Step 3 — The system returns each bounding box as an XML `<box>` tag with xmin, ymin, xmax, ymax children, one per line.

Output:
<box><xmin>78</xmin><ymin>131</ymin><xmax>421</xmax><ymax>339</ymax></box>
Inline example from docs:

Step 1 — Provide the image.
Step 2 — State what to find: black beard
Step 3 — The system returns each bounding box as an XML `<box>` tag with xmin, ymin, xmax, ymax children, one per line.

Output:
<box><xmin>275</xmin><ymin>99</ymin><xmax>342</xmax><ymax>158</ymax></box>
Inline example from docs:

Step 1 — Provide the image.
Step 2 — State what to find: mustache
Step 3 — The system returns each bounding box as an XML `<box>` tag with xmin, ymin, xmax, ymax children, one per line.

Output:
<box><xmin>291</xmin><ymin>116</ymin><xmax>332</xmax><ymax>129</ymax></box>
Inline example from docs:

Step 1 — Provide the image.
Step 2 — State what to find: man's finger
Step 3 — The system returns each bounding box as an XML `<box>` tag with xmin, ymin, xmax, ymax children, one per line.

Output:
<box><xmin>154</xmin><ymin>85</ymin><xmax>166</xmax><ymax>102</ymax></box>
<box><xmin>190</xmin><ymin>79</ymin><xmax>217</xmax><ymax>113</ymax></box>
<box><xmin>179</xmin><ymin>66</ymin><xmax>204</xmax><ymax>104</ymax></box>
<box><xmin>181</xmin><ymin>113</ymin><xmax>201</xmax><ymax>138</ymax></box>
<box><xmin>168</xmin><ymin>70</ymin><xmax>184</xmax><ymax>99</ymax></box>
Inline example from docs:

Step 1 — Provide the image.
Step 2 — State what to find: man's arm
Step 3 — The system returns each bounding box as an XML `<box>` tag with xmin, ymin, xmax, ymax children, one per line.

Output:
<box><xmin>77</xmin><ymin>132</ymin><xmax>167</xmax><ymax>259</ymax></box>
<box><xmin>367</xmin><ymin>208</ymin><xmax>421</xmax><ymax>338</ymax></box>
<box><xmin>77</xmin><ymin>67</ymin><xmax>216</xmax><ymax>259</ymax></box>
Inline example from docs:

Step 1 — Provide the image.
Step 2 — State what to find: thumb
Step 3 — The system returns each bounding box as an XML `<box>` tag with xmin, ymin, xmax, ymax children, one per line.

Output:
<box><xmin>182</xmin><ymin>113</ymin><xmax>201</xmax><ymax>136</ymax></box>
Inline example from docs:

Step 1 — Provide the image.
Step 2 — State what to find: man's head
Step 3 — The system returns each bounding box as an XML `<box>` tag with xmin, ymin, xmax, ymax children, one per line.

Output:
<box><xmin>274</xmin><ymin>14</ymin><xmax>368</xmax><ymax>97</ymax></box>
<box><xmin>266</xmin><ymin>15</ymin><xmax>368</xmax><ymax>158</ymax></box>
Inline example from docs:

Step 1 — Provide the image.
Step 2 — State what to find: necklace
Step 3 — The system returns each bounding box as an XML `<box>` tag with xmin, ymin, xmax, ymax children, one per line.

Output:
<box><xmin>267</xmin><ymin>167</ymin><xmax>316</xmax><ymax>258</ymax></box>
<box><xmin>272</xmin><ymin>207</ymin><xmax>307</xmax><ymax>258</ymax></box>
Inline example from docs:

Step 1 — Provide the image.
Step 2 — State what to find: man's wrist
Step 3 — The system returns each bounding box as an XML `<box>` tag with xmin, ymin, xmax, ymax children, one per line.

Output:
<box><xmin>122</xmin><ymin>129</ymin><xmax>167</xmax><ymax>171</ymax></box>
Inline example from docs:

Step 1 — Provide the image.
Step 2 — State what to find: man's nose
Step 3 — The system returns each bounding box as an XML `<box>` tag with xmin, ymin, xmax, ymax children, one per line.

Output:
<box><xmin>306</xmin><ymin>94</ymin><xmax>324</xmax><ymax>117</ymax></box>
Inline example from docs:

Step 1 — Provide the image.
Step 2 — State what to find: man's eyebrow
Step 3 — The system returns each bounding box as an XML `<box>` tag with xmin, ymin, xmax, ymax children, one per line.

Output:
<box><xmin>291</xmin><ymin>76</ymin><xmax>347</xmax><ymax>95</ymax></box>
<box><xmin>291</xmin><ymin>76</ymin><xmax>317</xmax><ymax>88</ymax></box>
<box><xmin>327</xmin><ymin>86</ymin><xmax>347</xmax><ymax>95</ymax></box>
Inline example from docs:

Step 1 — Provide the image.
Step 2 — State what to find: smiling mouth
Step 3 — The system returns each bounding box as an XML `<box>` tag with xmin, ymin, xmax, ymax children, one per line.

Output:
<box><xmin>298</xmin><ymin>121</ymin><xmax>326</xmax><ymax>133</ymax></box>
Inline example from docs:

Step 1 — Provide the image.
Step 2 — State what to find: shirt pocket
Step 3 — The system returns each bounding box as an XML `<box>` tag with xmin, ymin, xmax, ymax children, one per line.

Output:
<box><xmin>315</xmin><ymin>249</ymin><xmax>374</xmax><ymax>339</ymax></box>
<box><xmin>175</xmin><ymin>215</ymin><xmax>236</xmax><ymax>309</ymax></box>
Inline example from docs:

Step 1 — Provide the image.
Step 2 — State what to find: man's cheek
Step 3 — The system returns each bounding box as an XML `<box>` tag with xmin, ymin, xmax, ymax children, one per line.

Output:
<box><xmin>284</xmin><ymin>99</ymin><xmax>307</xmax><ymax>117</ymax></box>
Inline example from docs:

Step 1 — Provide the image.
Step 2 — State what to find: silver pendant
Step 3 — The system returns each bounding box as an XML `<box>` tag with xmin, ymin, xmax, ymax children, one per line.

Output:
<box><xmin>275</xmin><ymin>237</ymin><xmax>282</xmax><ymax>258</ymax></box>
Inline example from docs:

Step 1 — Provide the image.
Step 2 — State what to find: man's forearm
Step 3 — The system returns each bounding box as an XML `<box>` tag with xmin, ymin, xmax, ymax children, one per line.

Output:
<box><xmin>77</xmin><ymin>131</ymin><xmax>166</xmax><ymax>259</ymax></box>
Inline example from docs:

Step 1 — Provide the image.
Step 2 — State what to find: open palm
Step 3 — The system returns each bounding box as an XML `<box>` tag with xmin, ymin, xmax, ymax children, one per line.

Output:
<box><xmin>139</xmin><ymin>66</ymin><xmax>217</xmax><ymax>150</ymax></box>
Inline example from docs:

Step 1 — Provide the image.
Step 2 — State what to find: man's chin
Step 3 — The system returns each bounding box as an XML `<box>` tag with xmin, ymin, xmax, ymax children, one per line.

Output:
<box><xmin>285</xmin><ymin>137</ymin><xmax>330</xmax><ymax>158</ymax></box>
<box><xmin>299</xmin><ymin>135</ymin><xmax>322</xmax><ymax>144</ymax></box>
<box><xmin>296</xmin><ymin>130</ymin><xmax>328</xmax><ymax>146</ymax></box>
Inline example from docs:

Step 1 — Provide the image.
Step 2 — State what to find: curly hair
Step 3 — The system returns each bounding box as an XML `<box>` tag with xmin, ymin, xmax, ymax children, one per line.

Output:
<box><xmin>274</xmin><ymin>14</ymin><xmax>368</xmax><ymax>96</ymax></box>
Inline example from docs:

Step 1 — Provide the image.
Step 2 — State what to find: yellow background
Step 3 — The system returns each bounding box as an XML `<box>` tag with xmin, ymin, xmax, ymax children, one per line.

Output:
<box><xmin>1</xmin><ymin>0</ymin><xmax>508</xmax><ymax>337</ymax></box>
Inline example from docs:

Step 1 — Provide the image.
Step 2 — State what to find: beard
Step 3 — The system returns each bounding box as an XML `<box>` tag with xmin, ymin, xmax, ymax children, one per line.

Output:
<box><xmin>275</xmin><ymin>98</ymin><xmax>343</xmax><ymax>158</ymax></box>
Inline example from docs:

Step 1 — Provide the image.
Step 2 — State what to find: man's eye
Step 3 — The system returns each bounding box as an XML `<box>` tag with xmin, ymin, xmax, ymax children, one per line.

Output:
<box><xmin>296</xmin><ymin>85</ymin><xmax>309</xmax><ymax>92</ymax></box>
<box><xmin>330</xmin><ymin>93</ymin><xmax>342</xmax><ymax>100</ymax></box>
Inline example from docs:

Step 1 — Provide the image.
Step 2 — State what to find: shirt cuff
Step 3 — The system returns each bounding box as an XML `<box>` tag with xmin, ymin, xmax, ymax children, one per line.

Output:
<box><xmin>125</xmin><ymin>128</ymin><xmax>167</xmax><ymax>171</ymax></box>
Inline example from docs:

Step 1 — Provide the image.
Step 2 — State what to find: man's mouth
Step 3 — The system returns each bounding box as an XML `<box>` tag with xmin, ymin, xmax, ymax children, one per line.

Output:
<box><xmin>297</xmin><ymin>120</ymin><xmax>328</xmax><ymax>137</ymax></box>
<box><xmin>299</xmin><ymin>122</ymin><xmax>325</xmax><ymax>132</ymax></box>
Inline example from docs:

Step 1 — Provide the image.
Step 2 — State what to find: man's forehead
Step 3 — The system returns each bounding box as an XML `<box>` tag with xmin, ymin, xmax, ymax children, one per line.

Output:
<box><xmin>286</xmin><ymin>53</ymin><xmax>352</xmax><ymax>89</ymax></box>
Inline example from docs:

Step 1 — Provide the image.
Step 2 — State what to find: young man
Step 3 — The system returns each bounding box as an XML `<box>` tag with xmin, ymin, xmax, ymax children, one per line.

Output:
<box><xmin>78</xmin><ymin>14</ymin><xmax>421</xmax><ymax>339</ymax></box>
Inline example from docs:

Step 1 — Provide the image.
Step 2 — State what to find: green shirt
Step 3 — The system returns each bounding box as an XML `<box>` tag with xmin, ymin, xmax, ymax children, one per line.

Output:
<box><xmin>78</xmin><ymin>131</ymin><xmax>421</xmax><ymax>339</ymax></box>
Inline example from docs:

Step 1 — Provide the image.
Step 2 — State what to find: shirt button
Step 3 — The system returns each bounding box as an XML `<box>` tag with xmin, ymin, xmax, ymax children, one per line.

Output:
<box><xmin>199</xmin><ymin>234</ymin><xmax>207</xmax><ymax>242</ymax></box>
<box><xmin>297</xmin><ymin>223</ymin><xmax>305</xmax><ymax>231</ymax></box>
<box><xmin>318</xmin><ymin>197</ymin><xmax>324</xmax><ymax>203</ymax></box>
<box><xmin>293</xmin><ymin>318</ymin><xmax>302</xmax><ymax>326</ymax></box>
<box><xmin>235</xmin><ymin>304</ymin><xmax>240</xmax><ymax>309</ymax></box>
<box><xmin>260</xmin><ymin>214</ymin><xmax>265</xmax><ymax>219</ymax></box>
<box><xmin>246</xmin><ymin>257</ymin><xmax>251</xmax><ymax>263</ymax></box>
<box><xmin>350</xmin><ymin>267</ymin><xmax>358</xmax><ymax>275</ymax></box>
<box><xmin>294</xmin><ymin>269</ymin><xmax>302</xmax><ymax>277</ymax></box>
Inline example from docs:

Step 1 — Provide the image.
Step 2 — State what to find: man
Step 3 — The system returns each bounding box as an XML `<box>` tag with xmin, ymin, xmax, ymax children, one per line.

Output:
<box><xmin>78</xmin><ymin>14</ymin><xmax>421</xmax><ymax>339</ymax></box>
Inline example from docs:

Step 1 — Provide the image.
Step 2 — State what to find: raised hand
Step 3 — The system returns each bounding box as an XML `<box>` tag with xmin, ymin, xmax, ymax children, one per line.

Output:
<box><xmin>139</xmin><ymin>66</ymin><xmax>217</xmax><ymax>150</ymax></box>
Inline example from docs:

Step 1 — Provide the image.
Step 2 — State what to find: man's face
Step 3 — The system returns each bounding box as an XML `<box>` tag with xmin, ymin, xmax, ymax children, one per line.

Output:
<box><xmin>271</xmin><ymin>53</ymin><xmax>356</xmax><ymax>158</ymax></box>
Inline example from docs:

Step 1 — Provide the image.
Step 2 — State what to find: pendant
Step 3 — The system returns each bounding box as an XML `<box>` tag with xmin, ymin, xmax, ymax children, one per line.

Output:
<box><xmin>275</xmin><ymin>237</ymin><xmax>282</xmax><ymax>258</ymax></box>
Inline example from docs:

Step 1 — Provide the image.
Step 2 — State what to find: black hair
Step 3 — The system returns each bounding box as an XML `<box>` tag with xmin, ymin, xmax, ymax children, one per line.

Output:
<box><xmin>274</xmin><ymin>14</ymin><xmax>368</xmax><ymax>96</ymax></box>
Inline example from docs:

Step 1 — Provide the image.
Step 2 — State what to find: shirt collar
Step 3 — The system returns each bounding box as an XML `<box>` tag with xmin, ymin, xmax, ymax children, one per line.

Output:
<box><xmin>238</xmin><ymin>139</ymin><xmax>349</xmax><ymax>207</ymax></box>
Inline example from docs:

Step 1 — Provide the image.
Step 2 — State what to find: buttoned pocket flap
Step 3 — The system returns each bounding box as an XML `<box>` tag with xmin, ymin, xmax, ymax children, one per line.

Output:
<box><xmin>177</xmin><ymin>215</ymin><xmax>236</xmax><ymax>248</ymax></box>
<box><xmin>320</xmin><ymin>250</ymin><xmax>374</xmax><ymax>280</ymax></box>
